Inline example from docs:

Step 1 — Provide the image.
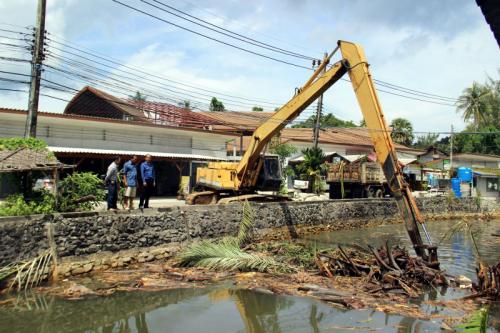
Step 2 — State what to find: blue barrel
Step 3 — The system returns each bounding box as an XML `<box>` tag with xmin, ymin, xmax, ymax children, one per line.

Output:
<box><xmin>457</xmin><ymin>167</ymin><xmax>472</xmax><ymax>183</ymax></box>
<box><xmin>451</xmin><ymin>178</ymin><xmax>462</xmax><ymax>198</ymax></box>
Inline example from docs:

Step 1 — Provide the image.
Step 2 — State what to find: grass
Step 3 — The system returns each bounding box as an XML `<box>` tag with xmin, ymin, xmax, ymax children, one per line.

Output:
<box><xmin>455</xmin><ymin>307</ymin><xmax>489</xmax><ymax>333</ymax></box>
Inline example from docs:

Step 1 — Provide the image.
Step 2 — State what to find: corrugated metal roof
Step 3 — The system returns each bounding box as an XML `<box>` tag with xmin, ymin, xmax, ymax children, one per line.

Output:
<box><xmin>49</xmin><ymin>147</ymin><xmax>226</xmax><ymax>161</ymax></box>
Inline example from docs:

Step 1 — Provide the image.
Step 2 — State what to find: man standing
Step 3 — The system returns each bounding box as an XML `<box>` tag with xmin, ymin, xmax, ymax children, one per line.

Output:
<box><xmin>122</xmin><ymin>155</ymin><xmax>138</xmax><ymax>210</ymax></box>
<box><xmin>139</xmin><ymin>154</ymin><xmax>155</xmax><ymax>209</ymax></box>
<box><xmin>104</xmin><ymin>156</ymin><xmax>121</xmax><ymax>211</ymax></box>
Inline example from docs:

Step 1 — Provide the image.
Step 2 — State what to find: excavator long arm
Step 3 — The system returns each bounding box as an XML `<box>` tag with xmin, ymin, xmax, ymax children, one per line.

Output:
<box><xmin>339</xmin><ymin>41</ymin><xmax>436</xmax><ymax>262</ymax></box>
<box><xmin>234</xmin><ymin>40</ymin><xmax>437</xmax><ymax>262</ymax></box>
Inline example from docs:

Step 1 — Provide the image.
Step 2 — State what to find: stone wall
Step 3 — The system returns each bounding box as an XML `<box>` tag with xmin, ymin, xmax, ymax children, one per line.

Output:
<box><xmin>0</xmin><ymin>197</ymin><xmax>497</xmax><ymax>276</ymax></box>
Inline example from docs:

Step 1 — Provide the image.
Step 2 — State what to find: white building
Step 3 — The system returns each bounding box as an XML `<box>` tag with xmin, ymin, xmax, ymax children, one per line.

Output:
<box><xmin>0</xmin><ymin>108</ymin><xmax>236</xmax><ymax>196</ymax></box>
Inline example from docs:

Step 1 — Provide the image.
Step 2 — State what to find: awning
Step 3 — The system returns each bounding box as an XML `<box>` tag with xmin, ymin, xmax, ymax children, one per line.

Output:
<box><xmin>290</xmin><ymin>151</ymin><xmax>337</xmax><ymax>162</ymax></box>
<box><xmin>399</xmin><ymin>158</ymin><xmax>417</xmax><ymax>166</ymax></box>
<box><xmin>473</xmin><ymin>170</ymin><xmax>498</xmax><ymax>178</ymax></box>
<box><xmin>49</xmin><ymin>147</ymin><xmax>226</xmax><ymax>161</ymax></box>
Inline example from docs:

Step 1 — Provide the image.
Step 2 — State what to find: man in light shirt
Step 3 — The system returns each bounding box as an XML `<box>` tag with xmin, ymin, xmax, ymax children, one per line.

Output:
<box><xmin>104</xmin><ymin>156</ymin><xmax>121</xmax><ymax>211</ymax></box>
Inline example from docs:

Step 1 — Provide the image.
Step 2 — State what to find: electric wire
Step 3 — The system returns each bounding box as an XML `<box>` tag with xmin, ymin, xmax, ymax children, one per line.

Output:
<box><xmin>140</xmin><ymin>0</ymin><xmax>315</xmax><ymax>60</ymax></box>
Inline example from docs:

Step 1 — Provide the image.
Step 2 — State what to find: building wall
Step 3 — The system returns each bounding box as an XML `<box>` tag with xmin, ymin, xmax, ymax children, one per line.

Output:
<box><xmin>475</xmin><ymin>177</ymin><xmax>499</xmax><ymax>198</ymax></box>
<box><xmin>453</xmin><ymin>158</ymin><xmax>499</xmax><ymax>169</ymax></box>
<box><xmin>0</xmin><ymin>112</ymin><xmax>232</xmax><ymax>159</ymax></box>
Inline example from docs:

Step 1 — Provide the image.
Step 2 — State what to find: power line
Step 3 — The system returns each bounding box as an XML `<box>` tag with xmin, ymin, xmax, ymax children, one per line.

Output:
<box><xmin>1</xmin><ymin>24</ymin><xmax>468</xmax><ymax>105</ymax></box>
<box><xmin>111</xmin><ymin>0</ymin><xmax>312</xmax><ymax>70</ymax></box>
<box><xmin>45</xmin><ymin>36</ymin><xmax>288</xmax><ymax>107</ymax></box>
<box><xmin>140</xmin><ymin>0</ymin><xmax>315</xmax><ymax>61</ymax></box>
<box><xmin>174</xmin><ymin>0</ymin><xmax>322</xmax><ymax>55</ymax></box>
<box><xmin>44</xmin><ymin>29</ymin><xmax>458</xmax><ymax>108</ymax></box>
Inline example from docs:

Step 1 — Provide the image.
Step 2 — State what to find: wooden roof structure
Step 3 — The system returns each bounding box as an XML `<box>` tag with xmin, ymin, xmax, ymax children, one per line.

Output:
<box><xmin>0</xmin><ymin>148</ymin><xmax>72</xmax><ymax>173</ymax></box>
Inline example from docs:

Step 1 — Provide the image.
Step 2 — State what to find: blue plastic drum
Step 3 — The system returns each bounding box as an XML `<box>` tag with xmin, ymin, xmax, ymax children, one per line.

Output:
<box><xmin>457</xmin><ymin>167</ymin><xmax>472</xmax><ymax>183</ymax></box>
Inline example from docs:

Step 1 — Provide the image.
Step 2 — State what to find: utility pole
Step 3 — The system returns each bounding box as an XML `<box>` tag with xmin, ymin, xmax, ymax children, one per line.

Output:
<box><xmin>450</xmin><ymin>124</ymin><xmax>454</xmax><ymax>175</ymax></box>
<box><xmin>24</xmin><ymin>0</ymin><xmax>47</xmax><ymax>138</ymax></box>
<box><xmin>312</xmin><ymin>52</ymin><xmax>327</xmax><ymax>148</ymax></box>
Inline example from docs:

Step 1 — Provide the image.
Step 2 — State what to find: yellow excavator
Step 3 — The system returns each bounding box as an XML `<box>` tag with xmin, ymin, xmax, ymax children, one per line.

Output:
<box><xmin>187</xmin><ymin>40</ymin><xmax>438</xmax><ymax>264</ymax></box>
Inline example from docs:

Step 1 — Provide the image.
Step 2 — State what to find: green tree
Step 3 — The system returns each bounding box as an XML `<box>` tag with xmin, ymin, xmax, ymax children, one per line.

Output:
<box><xmin>482</xmin><ymin>77</ymin><xmax>500</xmax><ymax>128</ymax></box>
<box><xmin>359</xmin><ymin>119</ymin><xmax>366</xmax><ymax>127</ymax></box>
<box><xmin>209</xmin><ymin>97</ymin><xmax>225</xmax><ymax>111</ymax></box>
<box><xmin>131</xmin><ymin>91</ymin><xmax>147</xmax><ymax>102</ymax></box>
<box><xmin>178</xmin><ymin>100</ymin><xmax>191</xmax><ymax>109</ymax></box>
<box><xmin>414</xmin><ymin>133</ymin><xmax>439</xmax><ymax>149</ymax></box>
<box><xmin>456</xmin><ymin>82</ymin><xmax>492</xmax><ymax>129</ymax></box>
<box><xmin>390</xmin><ymin>117</ymin><xmax>414</xmax><ymax>146</ymax></box>
<box><xmin>252</xmin><ymin>106</ymin><xmax>264</xmax><ymax>112</ymax></box>
<box><xmin>456</xmin><ymin>82</ymin><xmax>491</xmax><ymax>129</ymax></box>
<box><xmin>292</xmin><ymin>113</ymin><xmax>357</xmax><ymax>128</ymax></box>
<box><xmin>58</xmin><ymin>172</ymin><xmax>105</xmax><ymax>212</ymax></box>
<box><xmin>296</xmin><ymin>147</ymin><xmax>326</xmax><ymax>194</ymax></box>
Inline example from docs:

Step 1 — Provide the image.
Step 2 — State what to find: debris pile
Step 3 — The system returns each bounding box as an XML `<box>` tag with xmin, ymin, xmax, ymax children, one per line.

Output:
<box><xmin>315</xmin><ymin>242</ymin><xmax>448</xmax><ymax>298</ymax></box>
<box><xmin>473</xmin><ymin>262</ymin><xmax>499</xmax><ymax>299</ymax></box>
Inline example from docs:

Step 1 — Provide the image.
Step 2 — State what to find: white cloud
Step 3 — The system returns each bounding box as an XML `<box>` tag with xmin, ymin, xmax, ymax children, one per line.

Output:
<box><xmin>0</xmin><ymin>0</ymin><xmax>498</xmax><ymax>133</ymax></box>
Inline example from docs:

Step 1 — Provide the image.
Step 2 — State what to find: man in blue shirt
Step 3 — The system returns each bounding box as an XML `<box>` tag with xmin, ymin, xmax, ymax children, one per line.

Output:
<box><xmin>122</xmin><ymin>155</ymin><xmax>138</xmax><ymax>210</ymax></box>
<box><xmin>139</xmin><ymin>154</ymin><xmax>156</xmax><ymax>209</ymax></box>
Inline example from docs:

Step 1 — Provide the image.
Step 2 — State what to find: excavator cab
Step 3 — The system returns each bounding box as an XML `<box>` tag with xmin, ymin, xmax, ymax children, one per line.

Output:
<box><xmin>255</xmin><ymin>155</ymin><xmax>282</xmax><ymax>191</ymax></box>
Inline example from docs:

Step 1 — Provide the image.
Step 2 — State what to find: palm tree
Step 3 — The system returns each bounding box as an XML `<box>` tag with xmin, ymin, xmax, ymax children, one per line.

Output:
<box><xmin>456</xmin><ymin>82</ymin><xmax>491</xmax><ymax>128</ymax></box>
<box><xmin>390</xmin><ymin>118</ymin><xmax>414</xmax><ymax>146</ymax></box>
<box><xmin>297</xmin><ymin>147</ymin><xmax>326</xmax><ymax>194</ymax></box>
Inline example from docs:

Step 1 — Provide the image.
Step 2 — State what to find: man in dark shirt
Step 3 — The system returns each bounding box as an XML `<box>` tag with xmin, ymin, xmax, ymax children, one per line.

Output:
<box><xmin>139</xmin><ymin>154</ymin><xmax>155</xmax><ymax>209</ymax></box>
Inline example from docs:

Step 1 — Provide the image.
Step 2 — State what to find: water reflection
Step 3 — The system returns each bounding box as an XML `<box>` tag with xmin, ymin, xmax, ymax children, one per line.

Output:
<box><xmin>0</xmin><ymin>286</ymin><xmax>446</xmax><ymax>333</ymax></box>
<box><xmin>1</xmin><ymin>220</ymin><xmax>498</xmax><ymax>333</ymax></box>
<box><xmin>305</xmin><ymin>219</ymin><xmax>500</xmax><ymax>279</ymax></box>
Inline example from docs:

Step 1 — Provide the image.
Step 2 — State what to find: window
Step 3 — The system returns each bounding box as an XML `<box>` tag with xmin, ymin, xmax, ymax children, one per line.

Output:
<box><xmin>486</xmin><ymin>178</ymin><xmax>498</xmax><ymax>192</ymax></box>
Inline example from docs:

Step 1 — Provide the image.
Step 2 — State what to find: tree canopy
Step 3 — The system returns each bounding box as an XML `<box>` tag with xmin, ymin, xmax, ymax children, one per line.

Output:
<box><xmin>178</xmin><ymin>100</ymin><xmax>191</xmax><ymax>109</ymax></box>
<box><xmin>448</xmin><ymin>77</ymin><xmax>500</xmax><ymax>155</ymax></box>
<box><xmin>252</xmin><ymin>106</ymin><xmax>264</xmax><ymax>112</ymax></box>
<box><xmin>390</xmin><ymin>117</ymin><xmax>414</xmax><ymax>146</ymax></box>
<box><xmin>209</xmin><ymin>97</ymin><xmax>225</xmax><ymax>111</ymax></box>
<box><xmin>292</xmin><ymin>113</ymin><xmax>357</xmax><ymax>128</ymax></box>
<box><xmin>131</xmin><ymin>91</ymin><xmax>146</xmax><ymax>102</ymax></box>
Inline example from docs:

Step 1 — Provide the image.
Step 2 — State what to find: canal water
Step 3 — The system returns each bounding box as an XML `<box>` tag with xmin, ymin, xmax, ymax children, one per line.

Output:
<box><xmin>0</xmin><ymin>219</ymin><xmax>498</xmax><ymax>333</ymax></box>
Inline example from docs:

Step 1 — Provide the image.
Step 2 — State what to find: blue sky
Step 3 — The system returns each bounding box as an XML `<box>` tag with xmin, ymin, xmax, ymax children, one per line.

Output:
<box><xmin>0</xmin><ymin>0</ymin><xmax>498</xmax><ymax>133</ymax></box>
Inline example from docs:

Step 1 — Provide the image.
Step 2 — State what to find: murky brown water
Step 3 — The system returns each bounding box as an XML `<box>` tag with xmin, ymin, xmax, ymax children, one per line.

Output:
<box><xmin>0</xmin><ymin>219</ymin><xmax>498</xmax><ymax>333</ymax></box>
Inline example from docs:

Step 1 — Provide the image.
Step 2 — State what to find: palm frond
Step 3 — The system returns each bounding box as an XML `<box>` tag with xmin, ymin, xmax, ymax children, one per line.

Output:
<box><xmin>438</xmin><ymin>220</ymin><xmax>482</xmax><ymax>261</ymax></box>
<box><xmin>0</xmin><ymin>250</ymin><xmax>53</xmax><ymax>292</ymax></box>
<box><xmin>177</xmin><ymin>200</ymin><xmax>292</xmax><ymax>273</ymax></box>
<box><xmin>237</xmin><ymin>200</ymin><xmax>254</xmax><ymax>246</ymax></box>
<box><xmin>177</xmin><ymin>240</ymin><xmax>290</xmax><ymax>273</ymax></box>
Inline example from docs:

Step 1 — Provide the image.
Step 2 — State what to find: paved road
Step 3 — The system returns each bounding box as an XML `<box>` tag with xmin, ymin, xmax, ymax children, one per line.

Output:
<box><xmin>96</xmin><ymin>196</ymin><xmax>186</xmax><ymax>211</ymax></box>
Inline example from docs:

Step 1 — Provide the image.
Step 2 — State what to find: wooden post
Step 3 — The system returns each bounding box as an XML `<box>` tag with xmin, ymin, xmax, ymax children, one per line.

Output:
<box><xmin>25</xmin><ymin>0</ymin><xmax>47</xmax><ymax>138</ymax></box>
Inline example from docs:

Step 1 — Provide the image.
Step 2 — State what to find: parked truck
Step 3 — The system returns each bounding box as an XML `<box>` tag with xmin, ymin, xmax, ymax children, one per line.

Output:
<box><xmin>326</xmin><ymin>156</ymin><xmax>389</xmax><ymax>199</ymax></box>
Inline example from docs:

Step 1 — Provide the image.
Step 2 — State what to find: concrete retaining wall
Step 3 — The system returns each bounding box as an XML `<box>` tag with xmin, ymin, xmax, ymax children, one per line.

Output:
<box><xmin>0</xmin><ymin>197</ymin><xmax>497</xmax><ymax>276</ymax></box>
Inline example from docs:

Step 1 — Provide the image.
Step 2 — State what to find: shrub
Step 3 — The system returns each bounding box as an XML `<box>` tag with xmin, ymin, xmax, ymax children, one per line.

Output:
<box><xmin>58</xmin><ymin>172</ymin><xmax>105</xmax><ymax>212</ymax></box>
<box><xmin>0</xmin><ymin>190</ymin><xmax>55</xmax><ymax>217</ymax></box>
<box><xmin>0</xmin><ymin>137</ymin><xmax>54</xmax><ymax>159</ymax></box>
